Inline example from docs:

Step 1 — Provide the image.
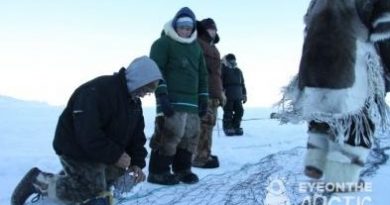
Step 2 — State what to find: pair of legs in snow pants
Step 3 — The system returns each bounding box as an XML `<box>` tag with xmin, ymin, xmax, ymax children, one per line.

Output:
<box><xmin>193</xmin><ymin>98</ymin><xmax>220</xmax><ymax>168</ymax></box>
<box><xmin>223</xmin><ymin>99</ymin><xmax>244</xmax><ymax>135</ymax></box>
<box><xmin>148</xmin><ymin>111</ymin><xmax>200</xmax><ymax>185</ymax></box>
<box><xmin>12</xmin><ymin>155</ymin><xmax>124</xmax><ymax>205</ymax></box>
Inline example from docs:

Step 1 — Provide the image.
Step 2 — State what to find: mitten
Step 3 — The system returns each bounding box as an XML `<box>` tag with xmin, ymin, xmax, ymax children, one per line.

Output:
<box><xmin>199</xmin><ymin>101</ymin><xmax>208</xmax><ymax>117</ymax></box>
<box><xmin>157</xmin><ymin>94</ymin><xmax>174</xmax><ymax>117</ymax></box>
<box><xmin>242</xmin><ymin>95</ymin><xmax>247</xmax><ymax>104</ymax></box>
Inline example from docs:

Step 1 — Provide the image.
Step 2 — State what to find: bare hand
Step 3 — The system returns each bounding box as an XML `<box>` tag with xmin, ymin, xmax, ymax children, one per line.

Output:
<box><xmin>130</xmin><ymin>165</ymin><xmax>146</xmax><ymax>184</ymax></box>
<box><xmin>115</xmin><ymin>152</ymin><xmax>131</xmax><ymax>169</ymax></box>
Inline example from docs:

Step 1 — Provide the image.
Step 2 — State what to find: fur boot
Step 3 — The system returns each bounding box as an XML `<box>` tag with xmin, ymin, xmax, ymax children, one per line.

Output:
<box><xmin>11</xmin><ymin>167</ymin><xmax>55</xmax><ymax>205</ymax></box>
<box><xmin>304</xmin><ymin>132</ymin><xmax>329</xmax><ymax>179</ymax></box>
<box><xmin>147</xmin><ymin>150</ymin><xmax>179</xmax><ymax>185</ymax></box>
<box><xmin>324</xmin><ymin>142</ymin><xmax>370</xmax><ymax>191</ymax></box>
<box><xmin>173</xmin><ymin>148</ymin><xmax>199</xmax><ymax>184</ymax></box>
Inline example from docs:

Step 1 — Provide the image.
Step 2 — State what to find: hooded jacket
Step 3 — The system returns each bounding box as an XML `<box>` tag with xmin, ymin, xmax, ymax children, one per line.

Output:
<box><xmin>221</xmin><ymin>57</ymin><xmax>247</xmax><ymax>100</ymax></box>
<box><xmin>53</xmin><ymin>63</ymin><xmax>161</xmax><ymax>168</ymax></box>
<box><xmin>150</xmin><ymin>7</ymin><xmax>208</xmax><ymax>114</ymax></box>
<box><xmin>197</xmin><ymin>20</ymin><xmax>223</xmax><ymax>100</ymax></box>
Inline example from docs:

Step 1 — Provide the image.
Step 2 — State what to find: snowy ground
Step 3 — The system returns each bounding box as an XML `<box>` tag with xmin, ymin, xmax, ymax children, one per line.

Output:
<box><xmin>0</xmin><ymin>96</ymin><xmax>389</xmax><ymax>205</ymax></box>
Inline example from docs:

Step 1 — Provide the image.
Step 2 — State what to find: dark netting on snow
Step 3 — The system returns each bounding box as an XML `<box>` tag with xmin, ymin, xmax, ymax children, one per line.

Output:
<box><xmin>115</xmin><ymin>131</ymin><xmax>389</xmax><ymax>205</ymax></box>
<box><xmin>26</xmin><ymin>130</ymin><xmax>389</xmax><ymax>205</ymax></box>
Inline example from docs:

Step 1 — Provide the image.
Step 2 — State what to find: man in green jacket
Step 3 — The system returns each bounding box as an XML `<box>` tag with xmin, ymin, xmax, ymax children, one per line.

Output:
<box><xmin>148</xmin><ymin>7</ymin><xmax>208</xmax><ymax>185</ymax></box>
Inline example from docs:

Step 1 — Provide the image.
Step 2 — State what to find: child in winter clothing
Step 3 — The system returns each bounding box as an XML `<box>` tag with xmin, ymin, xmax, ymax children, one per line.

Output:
<box><xmin>11</xmin><ymin>56</ymin><xmax>162</xmax><ymax>205</ymax></box>
<box><xmin>221</xmin><ymin>53</ymin><xmax>247</xmax><ymax>136</ymax></box>
<box><xmin>193</xmin><ymin>18</ymin><xmax>225</xmax><ymax>169</ymax></box>
<box><xmin>148</xmin><ymin>7</ymin><xmax>208</xmax><ymax>185</ymax></box>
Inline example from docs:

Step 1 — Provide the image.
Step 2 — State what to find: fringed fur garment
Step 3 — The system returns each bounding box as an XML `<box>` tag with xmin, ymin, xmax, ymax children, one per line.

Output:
<box><xmin>277</xmin><ymin>0</ymin><xmax>390</xmax><ymax>187</ymax></box>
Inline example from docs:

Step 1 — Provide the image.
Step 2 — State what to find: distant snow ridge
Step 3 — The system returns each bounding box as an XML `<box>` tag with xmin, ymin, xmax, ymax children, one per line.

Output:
<box><xmin>118</xmin><ymin>133</ymin><xmax>389</xmax><ymax>205</ymax></box>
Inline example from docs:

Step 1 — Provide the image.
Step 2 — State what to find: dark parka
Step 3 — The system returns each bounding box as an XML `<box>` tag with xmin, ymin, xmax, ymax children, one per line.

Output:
<box><xmin>222</xmin><ymin>62</ymin><xmax>247</xmax><ymax>101</ymax></box>
<box><xmin>53</xmin><ymin>68</ymin><xmax>147</xmax><ymax>168</ymax></box>
<box><xmin>197</xmin><ymin>21</ymin><xmax>223</xmax><ymax>101</ymax></box>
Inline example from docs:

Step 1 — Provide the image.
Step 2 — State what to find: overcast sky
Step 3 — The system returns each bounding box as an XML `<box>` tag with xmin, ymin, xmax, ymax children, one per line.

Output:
<box><xmin>0</xmin><ymin>0</ymin><xmax>311</xmax><ymax>107</ymax></box>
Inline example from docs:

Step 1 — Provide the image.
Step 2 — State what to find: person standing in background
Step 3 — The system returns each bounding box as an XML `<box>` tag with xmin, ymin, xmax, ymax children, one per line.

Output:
<box><xmin>221</xmin><ymin>53</ymin><xmax>247</xmax><ymax>136</ymax></box>
<box><xmin>193</xmin><ymin>18</ymin><xmax>225</xmax><ymax>169</ymax></box>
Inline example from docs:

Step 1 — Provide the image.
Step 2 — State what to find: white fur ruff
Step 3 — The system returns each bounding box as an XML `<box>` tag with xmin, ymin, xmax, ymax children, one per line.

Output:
<box><xmin>163</xmin><ymin>20</ymin><xmax>197</xmax><ymax>44</ymax></box>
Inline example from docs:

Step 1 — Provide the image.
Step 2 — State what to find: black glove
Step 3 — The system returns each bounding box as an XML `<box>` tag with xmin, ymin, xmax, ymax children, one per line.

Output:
<box><xmin>198</xmin><ymin>101</ymin><xmax>208</xmax><ymax>117</ymax></box>
<box><xmin>157</xmin><ymin>94</ymin><xmax>174</xmax><ymax>117</ymax></box>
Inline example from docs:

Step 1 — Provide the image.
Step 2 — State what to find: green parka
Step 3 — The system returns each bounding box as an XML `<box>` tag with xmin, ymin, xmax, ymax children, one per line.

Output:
<box><xmin>150</xmin><ymin>19</ymin><xmax>208</xmax><ymax>114</ymax></box>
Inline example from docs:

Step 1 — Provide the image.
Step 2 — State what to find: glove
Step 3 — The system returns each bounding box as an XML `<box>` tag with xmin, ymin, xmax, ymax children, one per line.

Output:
<box><xmin>198</xmin><ymin>101</ymin><xmax>208</xmax><ymax>117</ymax></box>
<box><xmin>157</xmin><ymin>94</ymin><xmax>174</xmax><ymax>117</ymax></box>
<box><xmin>242</xmin><ymin>95</ymin><xmax>247</xmax><ymax>104</ymax></box>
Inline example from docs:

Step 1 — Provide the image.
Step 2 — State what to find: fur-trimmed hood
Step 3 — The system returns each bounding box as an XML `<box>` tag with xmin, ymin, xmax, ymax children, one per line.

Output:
<box><xmin>196</xmin><ymin>20</ymin><xmax>220</xmax><ymax>44</ymax></box>
<box><xmin>221</xmin><ymin>55</ymin><xmax>236</xmax><ymax>68</ymax></box>
<box><xmin>163</xmin><ymin>20</ymin><xmax>197</xmax><ymax>44</ymax></box>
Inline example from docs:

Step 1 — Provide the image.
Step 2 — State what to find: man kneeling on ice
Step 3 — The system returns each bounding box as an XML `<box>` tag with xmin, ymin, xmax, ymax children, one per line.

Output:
<box><xmin>11</xmin><ymin>56</ymin><xmax>163</xmax><ymax>205</ymax></box>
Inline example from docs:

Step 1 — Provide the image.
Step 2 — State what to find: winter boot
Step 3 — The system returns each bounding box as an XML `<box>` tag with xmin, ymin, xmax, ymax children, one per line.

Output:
<box><xmin>210</xmin><ymin>155</ymin><xmax>220</xmax><ymax>167</ymax></box>
<box><xmin>223</xmin><ymin>117</ymin><xmax>236</xmax><ymax>136</ymax></box>
<box><xmin>173</xmin><ymin>149</ymin><xmax>199</xmax><ymax>184</ymax></box>
<box><xmin>148</xmin><ymin>172</ymin><xmax>179</xmax><ymax>186</ymax></box>
<box><xmin>323</xmin><ymin>142</ymin><xmax>370</xmax><ymax>192</ymax></box>
<box><xmin>304</xmin><ymin>131</ymin><xmax>330</xmax><ymax>179</ymax></box>
<box><xmin>11</xmin><ymin>167</ymin><xmax>53</xmax><ymax>205</ymax></box>
<box><xmin>232</xmin><ymin>116</ymin><xmax>242</xmax><ymax>133</ymax></box>
<box><xmin>211</xmin><ymin>155</ymin><xmax>219</xmax><ymax>162</ymax></box>
<box><xmin>224</xmin><ymin>128</ymin><xmax>236</xmax><ymax>136</ymax></box>
<box><xmin>205</xmin><ymin>155</ymin><xmax>220</xmax><ymax>168</ymax></box>
<box><xmin>193</xmin><ymin>155</ymin><xmax>219</xmax><ymax>169</ymax></box>
<box><xmin>201</xmin><ymin>156</ymin><xmax>219</xmax><ymax>168</ymax></box>
<box><xmin>147</xmin><ymin>150</ymin><xmax>179</xmax><ymax>185</ymax></box>
<box><xmin>174</xmin><ymin>170</ymin><xmax>199</xmax><ymax>184</ymax></box>
<box><xmin>304</xmin><ymin>166</ymin><xmax>323</xmax><ymax>179</ymax></box>
<box><xmin>234</xmin><ymin>128</ymin><xmax>244</xmax><ymax>136</ymax></box>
